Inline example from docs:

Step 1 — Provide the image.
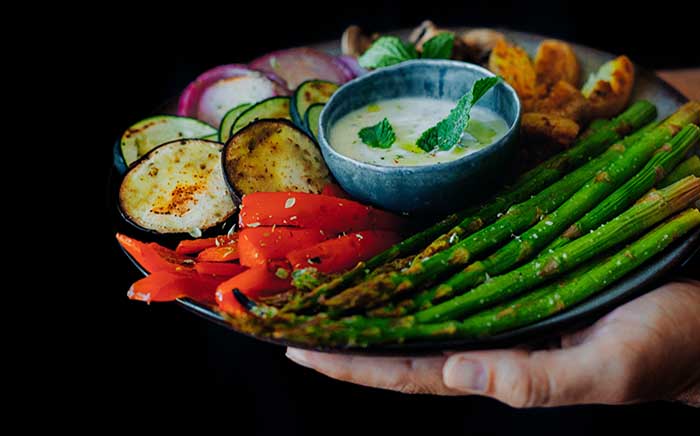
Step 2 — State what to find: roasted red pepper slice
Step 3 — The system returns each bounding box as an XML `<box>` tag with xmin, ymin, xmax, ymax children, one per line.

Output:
<box><xmin>239</xmin><ymin>192</ymin><xmax>404</xmax><ymax>235</ymax></box>
<box><xmin>127</xmin><ymin>270</ymin><xmax>222</xmax><ymax>304</ymax></box>
<box><xmin>116</xmin><ymin>233</ymin><xmax>194</xmax><ymax>273</ymax></box>
<box><xmin>215</xmin><ymin>262</ymin><xmax>292</xmax><ymax>315</ymax></box>
<box><xmin>286</xmin><ymin>230</ymin><xmax>401</xmax><ymax>274</ymax></box>
<box><xmin>238</xmin><ymin>227</ymin><xmax>327</xmax><ymax>267</ymax></box>
<box><xmin>175</xmin><ymin>234</ymin><xmax>237</xmax><ymax>255</ymax></box>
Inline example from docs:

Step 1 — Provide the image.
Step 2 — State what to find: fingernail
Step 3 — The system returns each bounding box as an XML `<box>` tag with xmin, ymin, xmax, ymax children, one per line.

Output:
<box><xmin>286</xmin><ymin>348</ymin><xmax>313</xmax><ymax>369</ymax></box>
<box><xmin>444</xmin><ymin>357</ymin><xmax>487</xmax><ymax>392</ymax></box>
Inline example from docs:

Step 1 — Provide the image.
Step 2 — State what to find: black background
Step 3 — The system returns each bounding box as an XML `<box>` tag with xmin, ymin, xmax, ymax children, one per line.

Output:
<box><xmin>95</xmin><ymin>1</ymin><xmax>700</xmax><ymax>432</ymax></box>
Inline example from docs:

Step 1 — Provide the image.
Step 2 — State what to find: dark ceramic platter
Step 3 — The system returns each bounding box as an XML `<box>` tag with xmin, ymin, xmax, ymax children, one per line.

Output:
<box><xmin>112</xmin><ymin>28</ymin><xmax>699</xmax><ymax>355</ymax></box>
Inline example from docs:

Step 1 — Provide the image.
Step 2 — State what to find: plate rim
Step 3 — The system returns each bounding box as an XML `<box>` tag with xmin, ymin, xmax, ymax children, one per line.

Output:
<box><xmin>112</xmin><ymin>27</ymin><xmax>697</xmax><ymax>356</ymax></box>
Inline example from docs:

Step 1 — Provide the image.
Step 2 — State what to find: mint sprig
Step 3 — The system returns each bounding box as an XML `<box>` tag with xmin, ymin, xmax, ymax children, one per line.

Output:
<box><xmin>358</xmin><ymin>37</ymin><xmax>418</xmax><ymax>70</ymax></box>
<box><xmin>358</xmin><ymin>33</ymin><xmax>455</xmax><ymax>70</ymax></box>
<box><xmin>421</xmin><ymin>33</ymin><xmax>455</xmax><ymax>59</ymax></box>
<box><xmin>358</xmin><ymin>118</ymin><xmax>396</xmax><ymax>149</ymax></box>
<box><xmin>416</xmin><ymin>77</ymin><xmax>501</xmax><ymax>152</ymax></box>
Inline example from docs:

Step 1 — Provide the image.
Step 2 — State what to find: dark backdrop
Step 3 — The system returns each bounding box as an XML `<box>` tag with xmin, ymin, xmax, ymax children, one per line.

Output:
<box><xmin>96</xmin><ymin>1</ymin><xmax>699</xmax><ymax>433</ymax></box>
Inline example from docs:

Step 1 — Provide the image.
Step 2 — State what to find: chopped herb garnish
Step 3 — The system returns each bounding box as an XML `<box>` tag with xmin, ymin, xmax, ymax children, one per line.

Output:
<box><xmin>358</xmin><ymin>36</ymin><xmax>418</xmax><ymax>69</ymax></box>
<box><xmin>420</xmin><ymin>33</ymin><xmax>454</xmax><ymax>59</ymax></box>
<box><xmin>416</xmin><ymin>76</ymin><xmax>501</xmax><ymax>152</ymax></box>
<box><xmin>358</xmin><ymin>118</ymin><xmax>396</xmax><ymax>149</ymax></box>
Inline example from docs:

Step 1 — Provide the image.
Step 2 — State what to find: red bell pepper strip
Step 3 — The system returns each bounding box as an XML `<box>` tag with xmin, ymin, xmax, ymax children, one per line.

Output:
<box><xmin>175</xmin><ymin>235</ymin><xmax>237</xmax><ymax>255</ymax></box>
<box><xmin>286</xmin><ymin>230</ymin><xmax>401</xmax><ymax>274</ymax></box>
<box><xmin>116</xmin><ymin>233</ymin><xmax>194</xmax><ymax>273</ymax></box>
<box><xmin>195</xmin><ymin>262</ymin><xmax>247</xmax><ymax>277</ymax></box>
<box><xmin>216</xmin><ymin>262</ymin><xmax>292</xmax><ymax>316</ymax></box>
<box><xmin>127</xmin><ymin>270</ymin><xmax>222</xmax><ymax>304</ymax></box>
<box><xmin>196</xmin><ymin>245</ymin><xmax>240</xmax><ymax>262</ymax></box>
<box><xmin>321</xmin><ymin>183</ymin><xmax>350</xmax><ymax>199</ymax></box>
<box><xmin>239</xmin><ymin>192</ymin><xmax>404</xmax><ymax>234</ymax></box>
<box><xmin>238</xmin><ymin>227</ymin><xmax>327</xmax><ymax>267</ymax></box>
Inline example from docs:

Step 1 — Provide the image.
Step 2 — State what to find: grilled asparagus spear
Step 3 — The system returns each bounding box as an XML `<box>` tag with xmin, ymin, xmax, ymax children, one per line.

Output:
<box><xmin>273</xmin><ymin>207</ymin><xmax>699</xmax><ymax>347</ymax></box>
<box><xmin>323</xmin><ymin>120</ymin><xmax>663</xmax><ymax>313</ymax></box>
<box><xmin>280</xmin><ymin>102</ymin><xmax>656</xmax><ymax>313</ymax></box>
<box><xmin>375</xmin><ymin>121</ymin><xmax>699</xmax><ymax>316</ymax></box>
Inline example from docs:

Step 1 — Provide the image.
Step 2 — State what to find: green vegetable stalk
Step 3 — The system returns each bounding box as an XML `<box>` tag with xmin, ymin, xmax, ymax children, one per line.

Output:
<box><xmin>322</xmin><ymin>119</ymin><xmax>660</xmax><ymax>313</ymax></box>
<box><xmin>377</xmin><ymin>121</ymin><xmax>700</xmax><ymax>316</ymax></box>
<box><xmin>458</xmin><ymin>208</ymin><xmax>699</xmax><ymax>336</ymax></box>
<box><xmin>412</xmin><ymin>101</ymin><xmax>657</xmax><ymax>262</ymax></box>
<box><xmin>280</xmin><ymin>101</ymin><xmax>656</xmax><ymax>314</ymax></box>
<box><xmin>545</xmin><ymin>119</ymin><xmax>699</xmax><ymax>252</ymax></box>
<box><xmin>657</xmin><ymin>154</ymin><xmax>700</xmax><ymax>189</ymax></box>
<box><xmin>414</xmin><ymin>175</ymin><xmax>700</xmax><ymax>323</ymax></box>
<box><xmin>273</xmin><ymin>207</ymin><xmax>699</xmax><ymax>347</ymax></box>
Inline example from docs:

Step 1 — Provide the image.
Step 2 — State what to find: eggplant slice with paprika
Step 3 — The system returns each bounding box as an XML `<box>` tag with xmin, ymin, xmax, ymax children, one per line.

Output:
<box><xmin>119</xmin><ymin>139</ymin><xmax>236</xmax><ymax>236</ymax></box>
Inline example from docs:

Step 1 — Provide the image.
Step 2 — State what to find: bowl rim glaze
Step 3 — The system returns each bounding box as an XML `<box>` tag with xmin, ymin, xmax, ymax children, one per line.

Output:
<box><xmin>317</xmin><ymin>59</ymin><xmax>522</xmax><ymax>174</ymax></box>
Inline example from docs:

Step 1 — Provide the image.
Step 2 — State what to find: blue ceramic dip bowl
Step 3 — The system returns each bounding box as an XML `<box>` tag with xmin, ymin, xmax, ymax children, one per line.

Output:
<box><xmin>317</xmin><ymin>60</ymin><xmax>521</xmax><ymax>214</ymax></box>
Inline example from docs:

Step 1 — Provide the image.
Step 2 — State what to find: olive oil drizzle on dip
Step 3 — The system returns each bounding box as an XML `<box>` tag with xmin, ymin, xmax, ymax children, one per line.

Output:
<box><xmin>330</xmin><ymin>97</ymin><xmax>508</xmax><ymax>166</ymax></box>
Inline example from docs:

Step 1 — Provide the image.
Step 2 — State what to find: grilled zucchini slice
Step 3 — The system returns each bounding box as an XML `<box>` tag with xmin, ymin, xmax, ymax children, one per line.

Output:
<box><xmin>290</xmin><ymin>80</ymin><xmax>339</xmax><ymax>127</ymax></box>
<box><xmin>120</xmin><ymin>115</ymin><xmax>216</xmax><ymax>167</ymax></box>
<box><xmin>219</xmin><ymin>103</ymin><xmax>252</xmax><ymax>143</ymax></box>
<box><xmin>231</xmin><ymin>97</ymin><xmax>291</xmax><ymax>136</ymax></box>
<box><xmin>304</xmin><ymin>103</ymin><xmax>325</xmax><ymax>141</ymax></box>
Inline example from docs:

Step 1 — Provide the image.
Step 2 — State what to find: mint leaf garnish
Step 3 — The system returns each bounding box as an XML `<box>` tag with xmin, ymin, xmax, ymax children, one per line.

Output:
<box><xmin>464</xmin><ymin>119</ymin><xmax>497</xmax><ymax>144</ymax></box>
<box><xmin>358</xmin><ymin>36</ymin><xmax>418</xmax><ymax>69</ymax></box>
<box><xmin>416</xmin><ymin>76</ymin><xmax>501</xmax><ymax>152</ymax></box>
<box><xmin>359</xmin><ymin>118</ymin><xmax>396</xmax><ymax>148</ymax></box>
<box><xmin>421</xmin><ymin>33</ymin><xmax>454</xmax><ymax>59</ymax></box>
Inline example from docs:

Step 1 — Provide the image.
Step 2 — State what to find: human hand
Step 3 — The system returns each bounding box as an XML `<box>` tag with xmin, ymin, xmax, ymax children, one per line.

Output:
<box><xmin>286</xmin><ymin>279</ymin><xmax>700</xmax><ymax>407</ymax></box>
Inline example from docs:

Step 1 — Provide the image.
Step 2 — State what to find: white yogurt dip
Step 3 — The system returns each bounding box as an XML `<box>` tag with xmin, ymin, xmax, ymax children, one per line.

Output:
<box><xmin>330</xmin><ymin>97</ymin><xmax>508</xmax><ymax>166</ymax></box>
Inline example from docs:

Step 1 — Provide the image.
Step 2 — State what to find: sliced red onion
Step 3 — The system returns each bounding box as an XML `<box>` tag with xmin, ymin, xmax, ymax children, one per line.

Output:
<box><xmin>250</xmin><ymin>47</ymin><xmax>351</xmax><ymax>90</ymax></box>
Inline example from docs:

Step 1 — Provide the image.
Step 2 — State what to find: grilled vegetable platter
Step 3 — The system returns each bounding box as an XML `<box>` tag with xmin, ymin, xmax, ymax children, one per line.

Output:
<box><xmin>112</xmin><ymin>24</ymin><xmax>699</xmax><ymax>354</ymax></box>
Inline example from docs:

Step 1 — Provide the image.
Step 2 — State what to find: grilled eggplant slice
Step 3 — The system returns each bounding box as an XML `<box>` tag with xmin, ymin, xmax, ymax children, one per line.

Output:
<box><xmin>120</xmin><ymin>115</ymin><xmax>216</xmax><ymax>167</ymax></box>
<box><xmin>119</xmin><ymin>139</ymin><xmax>236</xmax><ymax>235</ymax></box>
<box><xmin>223</xmin><ymin>119</ymin><xmax>330</xmax><ymax>197</ymax></box>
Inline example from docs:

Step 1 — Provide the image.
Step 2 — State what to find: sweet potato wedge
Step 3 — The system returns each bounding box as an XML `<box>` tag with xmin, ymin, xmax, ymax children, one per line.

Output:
<box><xmin>488</xmin><ymin>40</ymin><xmax>537</xmax><ymax>111</ymax></box>
<box><xmin>534</xmin><ymin>39</ymin><xmax>580</xmax><ymax>89</ymax></box>
<box><xmin>521</xmin><ymin>112</ymin><xmax>581</xmax><ymax>146</ymax></box>
<box><xmin>582</xmin><ymin>55</ymin><xmax>635</xmax><ymax>119</ymax></box>
<box><xmin>534</xmin><ymin>80</ymin><xmax>589</xmax><ymax>122</ymax></box>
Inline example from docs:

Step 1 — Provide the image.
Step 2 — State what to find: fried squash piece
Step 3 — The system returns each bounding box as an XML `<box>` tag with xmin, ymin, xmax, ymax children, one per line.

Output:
<box><xmin>521</xmin><ymin>112</ymin><xmax>581</xmax><ymax>146</ymax></box>
<box><xmin>534</xmin><ymin>39</ymin><xmax>580</xmax><ymax>89</ymax></box>
<box><xmin>534</xmin><ymin>80</ymin><xmax>589</xmax><ymax>122</ymax></box>
<box><xmin>582</xmin><ymin>55</ymin><xmax>635</xmax><ymax>119</ymax></box>
<box><xmin>488</xmin><ymin>40</ymin><xmax>537</xmax><ymax>111</ymax></box>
